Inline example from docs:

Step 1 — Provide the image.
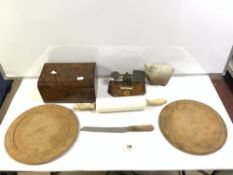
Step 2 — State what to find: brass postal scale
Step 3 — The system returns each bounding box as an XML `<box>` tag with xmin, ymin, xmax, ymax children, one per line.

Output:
<box><xmin>108</xmin><ymin>70</ymin><xmax>146</xmax><ymax>97</ymax></box>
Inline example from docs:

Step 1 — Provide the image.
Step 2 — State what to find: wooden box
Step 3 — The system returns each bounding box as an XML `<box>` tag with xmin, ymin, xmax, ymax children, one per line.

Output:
<box><xmin>37</xmin><ymin>63</ymin><xmax>96</xmax><ymax>103</ymax></box>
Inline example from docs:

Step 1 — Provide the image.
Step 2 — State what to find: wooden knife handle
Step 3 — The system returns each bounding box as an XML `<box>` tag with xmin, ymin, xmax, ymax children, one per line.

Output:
<box><xmin>127</xmin><ymin>125</ymin><xmax>154</xmax><ymax>132</ymax></box>
<box><xmin>73</xmin><ymin>103</ymin><xmax>96</xmax><ymax>111</ymax></box>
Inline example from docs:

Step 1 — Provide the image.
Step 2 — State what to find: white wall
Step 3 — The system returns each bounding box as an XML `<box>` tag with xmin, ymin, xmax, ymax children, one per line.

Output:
<box><xmin>0</xmin><ymin>0</ymin><xmax>233</xmax><ymax>77</ymax></box>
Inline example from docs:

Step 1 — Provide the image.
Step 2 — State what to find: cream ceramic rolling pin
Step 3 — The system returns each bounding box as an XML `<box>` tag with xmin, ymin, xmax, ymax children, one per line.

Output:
<box><xmin>74</xmin><ymin>97</ymin><xmax>167</xmax><ymax>113</ymax></box>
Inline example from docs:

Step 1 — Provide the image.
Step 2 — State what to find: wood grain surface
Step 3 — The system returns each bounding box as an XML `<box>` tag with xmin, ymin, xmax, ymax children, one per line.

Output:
<box><xmin>159</xmin><ymin>100</ymin><xmax>227</xmax><ymax>155</ymax></box>
<box><xmin>37</xmin><ymin>63</ymin><xmax>96</xmax><ymax>103</ymax></box>
<box><xmin>108</xmin><ymin>81</ymin><xmax>145</xmax><ymax>96</ymax></box>
<box><xmin>5</xmin><ymin>104</ymin><xmax>79</xmax><ymax>164</ymax></box>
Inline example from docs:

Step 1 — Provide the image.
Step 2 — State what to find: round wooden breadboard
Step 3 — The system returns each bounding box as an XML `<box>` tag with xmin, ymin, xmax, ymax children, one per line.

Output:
<box><xmin>159</xmin><ymin>100</ymin><xmax>227</xmax><ymax>155</ymax></box>
<box><xmin>5</xmin><ymin>104</ymin><xmax>79</xmax><ymax>164</ymax></box>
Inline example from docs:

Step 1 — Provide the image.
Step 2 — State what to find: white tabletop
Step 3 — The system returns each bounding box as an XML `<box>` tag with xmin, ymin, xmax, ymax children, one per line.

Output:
<box><xmin>0</xmin><ymin>75</ymin><xmax>233</xmax><ymax>171</ymax></box>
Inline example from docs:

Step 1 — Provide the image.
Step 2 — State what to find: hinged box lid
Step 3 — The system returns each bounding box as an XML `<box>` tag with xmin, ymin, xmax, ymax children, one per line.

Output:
<box><xmin>38</xmin><ymin>63</ymin><xmax>96</xmax><ymax>88</ymax></box>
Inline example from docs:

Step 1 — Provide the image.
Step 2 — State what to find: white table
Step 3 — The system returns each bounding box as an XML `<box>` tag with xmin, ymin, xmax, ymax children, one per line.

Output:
<box><xmin>0</xmin><ymin>75</ymin><xmax>233</xmax><ymax>171</ymax></box>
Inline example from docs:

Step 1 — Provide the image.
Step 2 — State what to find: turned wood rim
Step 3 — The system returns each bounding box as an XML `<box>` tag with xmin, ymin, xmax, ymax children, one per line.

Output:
<box><xmin>5</xmin><ymin>104</ymin><xmax>79</xmax><ymax>164</ymax></box>
<box><xmin>159</xmin><ymin>100</ymin><xmax>227</xmax><ymax>155</ymax></box>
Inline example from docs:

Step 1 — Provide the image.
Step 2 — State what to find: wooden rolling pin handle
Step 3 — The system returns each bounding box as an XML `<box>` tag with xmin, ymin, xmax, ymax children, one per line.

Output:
<box><xmin>146</xmin><ymin>98</ymin><xmax>167</xmax><ymax>106</ymax></box>
<box><xmin>73</xmin><ymin>103</ymin><xmax>96</xmax><ymax>111</ymax></box>
<box><xmin>127</xmin><ymin>125</ymin><xmax>154</xmax><ymax>132</ymax></box>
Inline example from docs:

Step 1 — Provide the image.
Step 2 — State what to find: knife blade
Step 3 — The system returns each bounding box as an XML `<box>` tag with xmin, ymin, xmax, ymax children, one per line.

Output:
<box><xmin>80</xmin><ymin>124</ymin><xmax>154</xmax><ymax>133</ymax></box>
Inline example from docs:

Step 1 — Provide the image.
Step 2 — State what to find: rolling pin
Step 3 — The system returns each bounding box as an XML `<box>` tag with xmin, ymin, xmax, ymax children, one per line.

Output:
<box><xmin>74</xmin><ymin>98</ymin><xmax>166</xmax><ymax>113</ymax></box>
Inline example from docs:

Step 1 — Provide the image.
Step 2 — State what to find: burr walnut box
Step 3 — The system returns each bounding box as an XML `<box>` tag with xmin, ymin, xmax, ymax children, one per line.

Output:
<box><xmin>37</xmin><ymin>63</ymin><xmax>96</xmax><ymax>103</ymax></box>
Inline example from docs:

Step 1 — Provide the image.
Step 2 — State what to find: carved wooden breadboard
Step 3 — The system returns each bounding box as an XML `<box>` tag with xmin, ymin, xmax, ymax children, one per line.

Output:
<box><xmin>159</xmin><ymin>100</ymin><xmax>227</xmax><ymax>155</ymax></box>
<box><xmin>5</xmin><ymin>104</ymin><xmax>79</xmax><ymax>164</ymax></box>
